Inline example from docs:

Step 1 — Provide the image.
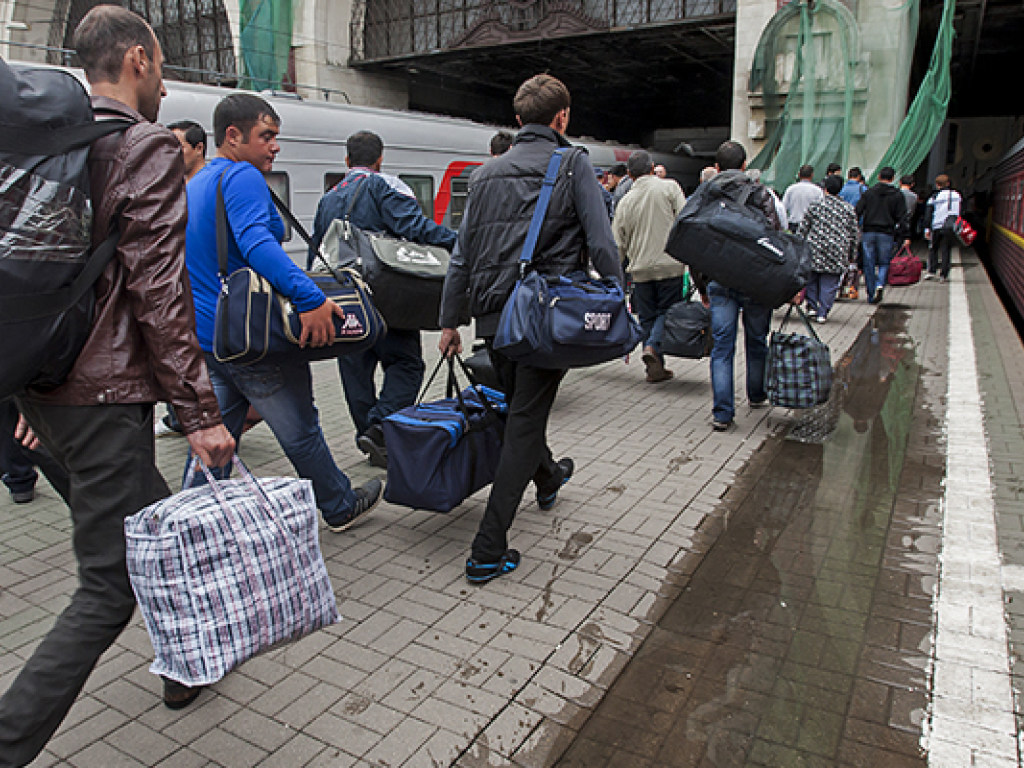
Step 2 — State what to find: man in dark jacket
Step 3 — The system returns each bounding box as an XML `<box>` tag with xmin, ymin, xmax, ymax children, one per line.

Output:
<box><xmin>692</xmin><ymin>141</ymin><xmax>781</xmax><ymax>431</ymax></box>
<box><xmin>855</xmin><ymin>166</ymin><xmax>910</xmax><ymax>304</ymax></box>
<box><xmin>438</xmin><ymin>74</ymin><xmax>622</xmax><ymax>584</ymax></box>
<box><xmin>3</xmin><ymin>7</ymin><xmax>235</xmax><ymax>764</ymax></box>
<box><xmin>309</xmin><ymin>131</ymin><xmax>456</xmax><ymax>467</ymax></box>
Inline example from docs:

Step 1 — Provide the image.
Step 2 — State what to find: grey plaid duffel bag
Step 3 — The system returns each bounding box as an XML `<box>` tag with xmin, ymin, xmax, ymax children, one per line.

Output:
<box><xmin>766</xmin><ymin>305</ymin><xmax>832</xmax><ymax>409</ymax></box>
<box><xmin>125</xmin><ymin>458</ymin><xmax>339</xmax><ymax>687</ymax></box>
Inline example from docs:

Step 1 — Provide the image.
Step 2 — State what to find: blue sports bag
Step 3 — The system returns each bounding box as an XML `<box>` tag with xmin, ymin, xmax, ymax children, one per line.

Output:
<box><xmin>382</xmin><ymin>356</ymin><xmax>507</xmax><ymax>513</ymax></box>
<box><xmin>493</xmin><ymin>148</ymin><xmax>641</xmax><ymax>369</ymax></box>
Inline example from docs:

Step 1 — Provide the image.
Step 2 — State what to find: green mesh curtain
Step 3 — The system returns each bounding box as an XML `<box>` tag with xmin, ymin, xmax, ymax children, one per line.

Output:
<box><xmin>239</xmin><ymin>0</ymin><xmax>292</xmax><ymax>91</ymax></box>
<box><xmin>749</xmin><ymin>0</ymin><xmax>858</xmax><ymax>189</ymax></box>
<box><xmin>868</xmin><ymin>0</ymin><xmax>956</xmax><ymax>183</ymax></box>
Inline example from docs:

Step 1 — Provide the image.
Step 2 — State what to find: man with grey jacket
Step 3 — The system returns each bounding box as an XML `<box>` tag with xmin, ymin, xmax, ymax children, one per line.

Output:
<box><xmin>613</xmin><ymin>150</ymin><xmax>687</xmax><ymax>382</ymax></box>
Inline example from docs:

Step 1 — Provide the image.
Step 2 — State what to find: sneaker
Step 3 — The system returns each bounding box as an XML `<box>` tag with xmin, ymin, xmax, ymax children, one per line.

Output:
<box><xmin>924</xmin><ymin>272</ymin><xmax>937</xmax><ymax>281</ymax></box>
<box><xmin>749</xmin><ymin>399</ymin><xmax>769</xmax><ymax>409</ymax></box>
<box><xmin>939</xmin><ymin>276</ymin><xmax>948</xmax><ymax>283</ymax></box>
<box><xmin>537</xmin><ymin>458</ymin><xmax>574</xmax><ymax>511</ymax></box>
<box><xmin>466</xmin><ymin>549</ymin><xmax>520</xmax><ymax>584</ymax></box>
<box><xmin>154</xmin><ymin>416</ymin><xmax>181</xmax><ymax>438</ymax></box>
<box><xmin>874</xmin><ymin>286</ymin><xmax>884</xmax><ymax>303</ymax></box>
<box><xmin>815</xmin><ymin>315</ymin><xmax>827</xmax><ymax>324</ymax></box>
<box><xmin>712</xmin><ymin>418</ymin><xmax>732</xmax><ymax>431</ymax></box>
<box><xmin>642</xmin><ymin>347</ymin><xmax>671</xmax><ymax>383</ymax></box>
<box><xmin>10</xmin><ymin>488</ymin><xmax>34</xmax><ymax>504</ymax></box>
<box><xmin>356</xmin><ymin>424</ymin><xmax>388</xmax><ymax>469</ymax></box>
<box><xmin>327</xmin><ymin>478</ymin><xmax>383</xmax><ymax>532</ymax></box>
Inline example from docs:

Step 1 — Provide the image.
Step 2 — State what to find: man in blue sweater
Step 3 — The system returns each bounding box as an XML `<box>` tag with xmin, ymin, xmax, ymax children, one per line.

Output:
<box><xmin>185</xmin><ymin>93</ymin><xmax>382</xmax><ymax>531</ymax></box>
<box><xmin>309</xmin><ymin>131</ymin><xmax>456</xmax><ymax>468</ymax></box>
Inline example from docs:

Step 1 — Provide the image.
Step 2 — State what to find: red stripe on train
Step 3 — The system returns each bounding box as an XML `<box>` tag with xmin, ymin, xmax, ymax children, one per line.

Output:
<box><xmin>434</xmin><ymin>161</ymin><xmax>483</xmax><ymax>224</ymax></box>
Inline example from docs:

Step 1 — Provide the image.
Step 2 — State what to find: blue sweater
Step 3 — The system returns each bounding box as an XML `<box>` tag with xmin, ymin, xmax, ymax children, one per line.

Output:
<box><xmin>186</xmin><ymin>157</ymin><xmax>325</xmax><ymax>352</ymax></box>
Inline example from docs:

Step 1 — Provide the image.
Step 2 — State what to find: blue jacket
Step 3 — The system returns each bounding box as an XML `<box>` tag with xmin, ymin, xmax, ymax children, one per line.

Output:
<box><xmin>839</xmin><ymin>179</ymin><xmax>867</xmax><ymax>207</ymax></box>
<box><xmin>186</xmin><ymin>157</ymin><xmax>325</xmax><ymax>352</ymax></box>
<box><xmin>308</xmin><ymin>169</ymin><xmax>456</xmax><ymax>269</ymax></box>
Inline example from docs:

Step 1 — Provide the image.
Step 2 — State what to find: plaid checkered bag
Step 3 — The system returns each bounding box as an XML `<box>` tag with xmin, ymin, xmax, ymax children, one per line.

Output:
<box><xmin>766</xmin><ymin>305</ymin><xmax>833</xmax><ymax>409</ymax></box>
<box><xmin>124</xmin><ymin>457</ymin><xmax>339</xmax><ymax>687</ymax></box>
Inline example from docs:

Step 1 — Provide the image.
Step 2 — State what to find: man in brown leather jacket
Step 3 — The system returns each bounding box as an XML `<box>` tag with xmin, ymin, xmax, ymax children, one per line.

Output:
<box><xmin>2</xmin><ymin>7</ymin><xmax>234</xmax><ymax>765</ymax></box>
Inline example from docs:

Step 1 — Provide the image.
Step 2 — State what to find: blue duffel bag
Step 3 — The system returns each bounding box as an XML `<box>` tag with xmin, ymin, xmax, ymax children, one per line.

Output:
<box><xmin>382</xmin><ymin>356</ymin><xmax>506</xmax><ymax>513</ymax></box>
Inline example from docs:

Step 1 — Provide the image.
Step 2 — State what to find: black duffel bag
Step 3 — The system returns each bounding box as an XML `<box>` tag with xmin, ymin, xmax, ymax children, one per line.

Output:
<box><xmin>661</xmin><ymin>292</ymin><xmax>712</xmax><ymax>359</ymax></box>
<box><xmin>665</xmin><ymin>183</ymin><xmax>810</xmax><ymax>308</ymax></box>
<box><xmin>320</xmin><ymin>176</ymin><xmax>450</xmax><ymax>331</ymax></box>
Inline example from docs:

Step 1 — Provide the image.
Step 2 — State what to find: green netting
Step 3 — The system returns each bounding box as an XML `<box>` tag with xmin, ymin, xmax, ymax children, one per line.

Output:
<box><xmin>239</xmin><ymin>0</ymin><xmax>292</xmax><ymax>91</ymax></box>
<box><xmin>868</xmin><ymin>0</ymin><xmax>956</xmax><ymax>183</ymax></box>
<box><xmin>749</xmin><ymin>0</ymin><xmax>858</xmax><ymax>189</ymax></box>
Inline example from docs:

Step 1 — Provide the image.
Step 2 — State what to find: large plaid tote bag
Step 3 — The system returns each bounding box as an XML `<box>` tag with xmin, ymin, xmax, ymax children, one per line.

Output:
<box><xmin>125</xmin><ymin>458</ymin><xmax>339</xmax><ymax>687</ymax></box>
<box><xmin>766</xmin><ymin>305</ymin><xmax>833</xmax><ymax>409</ymax></box>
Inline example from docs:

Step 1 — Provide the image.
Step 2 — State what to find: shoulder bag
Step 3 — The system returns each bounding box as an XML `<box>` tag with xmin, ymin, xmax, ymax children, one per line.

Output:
<box><xmin>320</xmin><ymin>174</ymin><xmax>450</xmax><ymax>331</ymax></box>
<box><xmin>492</xmin><ymin>148</ymin><xmax>642</xmax><ymax>369</ymax></box>
<box><xmin>212</xmin><ymin>175</ymin><xmax>385</xmax><ymax>366</ymax></box>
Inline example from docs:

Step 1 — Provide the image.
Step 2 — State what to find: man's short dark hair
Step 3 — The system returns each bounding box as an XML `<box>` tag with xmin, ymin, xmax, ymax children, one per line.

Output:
<box><xmin>823</xmin><ymin>175</ymin><xmax>843</xmax><ymax>196</ymax></box>
<box><xmin>489</xmin><ymin>130</ymin><xmax>514</xmax><ymax>156</ymax></box>
<box><xmin>627</xmin><ymin>150</ymin><xmax>653</xmax><ymax>180</ymax></box>
<box><xmin>608</xmin><ymin>163</ymin><xmax>627</xmax><ymax>178</ymax></box>
<box><xmin>213</xmin><ymin>94</ymin><xmax>280</xmax><ymax>147</ymax></box>
<box><xmin>513</xmin><ymin>74</ymin><xmax>571</xmax><ymax>126</ymax></box>
<box><xmin>878</xmin><ymin>166</ymin><xmax>895</xmax><ymax>182</ymax></box>
<box><xmin>715</xmin><ymin>141</ymin><xmax>746</xmax><ymax>171</ymax></box>
<box><xmin>167</xmin><ymin>120</ymin><xmax>207</xmax><ymax>156</ymax></box>
<box><xmin>74</xmin><ymin>5</ymin><xmax>156</xmax><ymax>84</ymax></box>
<box><xmin>900</xmin><ymin>174</ymin><xmax>915</xmax><ymax>187</ymax></box>
<box><xmin>798</xmin><ymin>164</ymin><xmax>814</xmax><ymax>180</ymax></box>
<box><xmin>826</xmin><ymin>162</ymin><xmax>841</xmax><ymax>175</ymax></box>
<box><xmin>848</xmin><ymin>167</ymin><xmax>863</xmax><ymax>180</ymax></box>
<box><xmin>346</xmin><ymin>131</ymin><xmax>384</xmax><ymax>168</ymax></box>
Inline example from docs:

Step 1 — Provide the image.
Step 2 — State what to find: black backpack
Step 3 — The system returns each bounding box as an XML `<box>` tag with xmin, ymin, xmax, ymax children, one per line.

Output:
<box><xmin>665</xmin><ymin>181</ymin><xmax>810</xmax><ymax>308</ymax></box>
<box><xmin>0</xmin><ymin>60</ymin><xmax>131</xmax><ymax>400</ymax></box>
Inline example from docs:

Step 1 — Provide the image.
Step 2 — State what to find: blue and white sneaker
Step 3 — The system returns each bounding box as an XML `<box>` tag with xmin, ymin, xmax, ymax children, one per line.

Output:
<box><xmin>466</xmin><ymin>549</ymin><xmax>520</xmax><ymax>584</ymax></box>
<box><xmin>537</xmin><ymin>458</ymin><xmax>574</xmax><ymax>511</ymax></box>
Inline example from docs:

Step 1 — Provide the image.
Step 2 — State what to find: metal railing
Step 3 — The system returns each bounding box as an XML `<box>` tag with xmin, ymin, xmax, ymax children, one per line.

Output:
<box><xmin>350</xmin><ymin>0</ymin><xmax>736</xmax><ymax>63</ymax></box>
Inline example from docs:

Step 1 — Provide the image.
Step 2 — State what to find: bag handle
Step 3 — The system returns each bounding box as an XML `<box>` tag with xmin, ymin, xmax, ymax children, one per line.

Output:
<box><xmin>776</xmin><ymin>304</ymin><xmax>823</xmax><ymax>343</ymax></box>
<box><xmin>518</xmin><ymin>148</ymin><xmax>570</xmax><ymax>275</ymax></box>
<box><xmin>416</xmin><ymin>354</ymin><xmax>502</xmax><ymax>423</ymax></box>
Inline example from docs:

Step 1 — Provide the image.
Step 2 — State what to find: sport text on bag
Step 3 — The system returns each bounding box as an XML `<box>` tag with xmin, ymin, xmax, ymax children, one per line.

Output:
<box><xmin>0</xmin><ymin>60</ymin><xmax>132</xmax><ymax>400</ymax></box>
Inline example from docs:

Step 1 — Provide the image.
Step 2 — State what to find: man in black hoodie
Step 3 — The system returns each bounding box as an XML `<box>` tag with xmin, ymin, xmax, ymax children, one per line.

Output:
<box><xmin>438</xmin><ymin>74</ymin><xmax>622</xmax><ymax>584</ymax></box>
<box><xmin>855</xmin><ymin>166</ymin><xmax>910</xmax><ymax>304</ymax></box>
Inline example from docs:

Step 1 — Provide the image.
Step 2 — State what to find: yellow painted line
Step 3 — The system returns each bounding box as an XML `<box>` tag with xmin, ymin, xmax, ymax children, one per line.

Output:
<box><xmin>992</xmin><ymin>223</ymin><xmax>1024</xmax><ymax>250</ymax></box>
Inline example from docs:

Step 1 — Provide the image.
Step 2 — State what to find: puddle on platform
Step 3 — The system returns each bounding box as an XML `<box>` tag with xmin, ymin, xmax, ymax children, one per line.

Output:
<box><xmin>555</xmin><ymin>308</ymin><xmax>940</xmax><ymax>767</ymax></box>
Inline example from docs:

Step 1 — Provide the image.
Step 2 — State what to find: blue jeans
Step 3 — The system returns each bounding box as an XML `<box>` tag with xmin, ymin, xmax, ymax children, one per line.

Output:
<box><xmin>632</xmin><ymin>276</ymin><xmax>684</xmax><ymax>359</ymax></box>
<box><xmin>805</xmin><ymin>272</ymin><xmax>842</xmax><ymax>319</ymax></box>
<box><xmin>185</xmin><ymin>353</ymin><xmax>357</xmax><ymax>525</ymax></box>
<box><xmin>709</xmin><ymin>282</ymin><xmax>770</xmax><ymax>423</ymax></box>
<box><xmin>338</xmin><ymin>328</ymin><xmax>424</xmax><ymax>438</ymax></box>
<box><xmin>861</xmin><ymin>232</ymin><xmax>894</xmax><ymax>299</ymax></box>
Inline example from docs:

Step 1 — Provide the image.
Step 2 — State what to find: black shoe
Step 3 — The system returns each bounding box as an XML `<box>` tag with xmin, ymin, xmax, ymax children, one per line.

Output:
<box><xmin>712</xmin><ymin>418</ymin><xmax>732</xmax><ymax>431</ymax></box>
<box><xmin>874</xmin><ymin>286</ymin><xmax>884</xmax><ymax>303</ymax></box>
<box><xmin>357</xmin><ymin>425</ymin><xmax>388</xmax><ymax>469</ymax></box>
<box><xmin>10</xmin><ymin>488</ymin><xmax>34</xmax><ymax>504</ymax></box>
<box><xmin>327</xmin><ymin>478</ymin><xmax>383</xmax><ymax>532</ymax></box>
<box><xmin>537</xmin><ymin>458</ymin><xmax>574</xmax><ymax>511</ymax></box>
<box><xmin>466</xmin><ymin>549</ymin><xmax>520</xmax><ymax>584</ymax></box>
<box><xmin>162</xmin><ymin>677</ymin><xmax>204</xmax><ymax>710</ymax></box>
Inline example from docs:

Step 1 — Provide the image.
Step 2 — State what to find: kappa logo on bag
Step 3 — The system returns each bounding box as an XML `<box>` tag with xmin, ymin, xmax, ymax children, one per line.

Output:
<box><xmin>395</xmin><ymin>245</ymin><xmax>442</xmax><ymax>267</ymax></box>
<box><xmin>339</xmin><ymin>312</ymin><xmax>365</xmax><ymax>335</ymax></box>
<box><xmin>584</xmin><ymin>312</ymin><xmax>612</xmax><ymax>332</ymax></box>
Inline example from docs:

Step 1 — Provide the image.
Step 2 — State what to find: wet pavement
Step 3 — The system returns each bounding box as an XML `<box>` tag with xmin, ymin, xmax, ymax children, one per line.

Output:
<box><xmin>557</xmin><ymin>308</ymin><xmax>945</xmax><ymax>767</ymax></box>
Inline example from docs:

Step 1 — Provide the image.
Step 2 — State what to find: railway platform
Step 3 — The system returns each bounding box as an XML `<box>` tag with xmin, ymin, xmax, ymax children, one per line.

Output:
<box><xmin>2</xmin><ymin>246</ymin><xmax>1023</xmax><ymax>767</ymax></box>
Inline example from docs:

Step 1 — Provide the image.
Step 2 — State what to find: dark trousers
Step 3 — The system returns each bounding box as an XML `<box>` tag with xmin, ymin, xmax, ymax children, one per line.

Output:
<box><xmin>632</xmin><ymin>276</ymin><xmax>684</xmax><ymax>360</ymax></box>
<box><xmin>0</xmin><ymin>401</ymin><xmax>168</xmax><ymax>768</ymax></box>
<box><xmin>928</xmin><ymin>231</ymin><xmax>954</xmax><ymax>278</ymax></box>
<box><xmin>0</xmin><ymin>401</ymin><xmax>69</xmax><ymax>501</ymax></box>
<box><xmin>472</xmin><ymin>343</ymin><xmax>565</xmax><ymax>562</ymax></box>
<box><xmin>338</xmin><ymin>328</ymin><xmax>425</xmax><ymax>438</ymax></box>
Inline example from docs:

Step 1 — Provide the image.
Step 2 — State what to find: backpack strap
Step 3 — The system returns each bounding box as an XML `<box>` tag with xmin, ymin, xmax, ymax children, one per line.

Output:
<box><xmin>518</xmin><ymin>148</ymin><xmax>569</xmax><ymax>274</ymax></box>
<box><xmin>0</xmin><ymin>118</ymin><xmax>133</xmax><ymax>155</ymax></box>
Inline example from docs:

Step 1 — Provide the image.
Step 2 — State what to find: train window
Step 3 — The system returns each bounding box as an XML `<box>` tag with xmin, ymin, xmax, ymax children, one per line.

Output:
<box><xmin>399</xmin><ymin>175</ymin><xmax>434</xmax><ymax>219</ymax></box>
<box><xmin>449</xmin><ymin>177</ymin><xmax>470</xmax><ymax>229</ymax></box>
<box><xmin>266</xmin><ymin>171</ymin><xmax>291</xmax><ymax>242</ymax></box>
<box><xmin>324</xmin><ymin>173</ymin><xmax>345</xmax><ymax>192</ymax></box>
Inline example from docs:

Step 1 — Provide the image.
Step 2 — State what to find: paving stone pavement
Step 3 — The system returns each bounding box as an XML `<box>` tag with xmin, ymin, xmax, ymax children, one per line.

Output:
<box><xmin>0</xmin><ymin>248</ymin><xmax>1020</xmax><ymax>767</ymax></box>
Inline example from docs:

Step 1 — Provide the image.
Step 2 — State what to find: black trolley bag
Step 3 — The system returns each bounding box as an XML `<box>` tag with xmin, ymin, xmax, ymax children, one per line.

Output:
<box><xmin>319</xmin><ymin>175</ymin><xmax>450</xmax><ymax>331</ymax></box>
<box><xmin>0</xmin><ymin>60</ymin><xmax>132</xmax><ymax>400</ymax></box>
<box><xmin>664</xmin><ymin>183</ymin><xmax>811</xmax><ymax>309</ymax></box>
<box><xmin>660</xmin><ymin>286</ymin><xmax>712</xmax><ymax>359</ymax></box>
<box><xmin>382</xmin><ymin>355</ymin><xmax>507</xmax><ymax>514</ymax></box>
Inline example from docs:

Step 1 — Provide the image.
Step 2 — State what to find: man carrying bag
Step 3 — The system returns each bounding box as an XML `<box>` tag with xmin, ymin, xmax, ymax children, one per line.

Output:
<box><xmin>438</xmin><ymin>74</ymin><xmax>623</xmax><ymax>584</ymax></box>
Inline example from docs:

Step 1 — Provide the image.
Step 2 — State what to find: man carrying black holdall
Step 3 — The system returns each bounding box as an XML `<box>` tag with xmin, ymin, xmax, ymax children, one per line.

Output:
<box><xmin>684</xmin><ymin>142</ymin><xmax>784</xmax><ymax>432</ymax></box>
